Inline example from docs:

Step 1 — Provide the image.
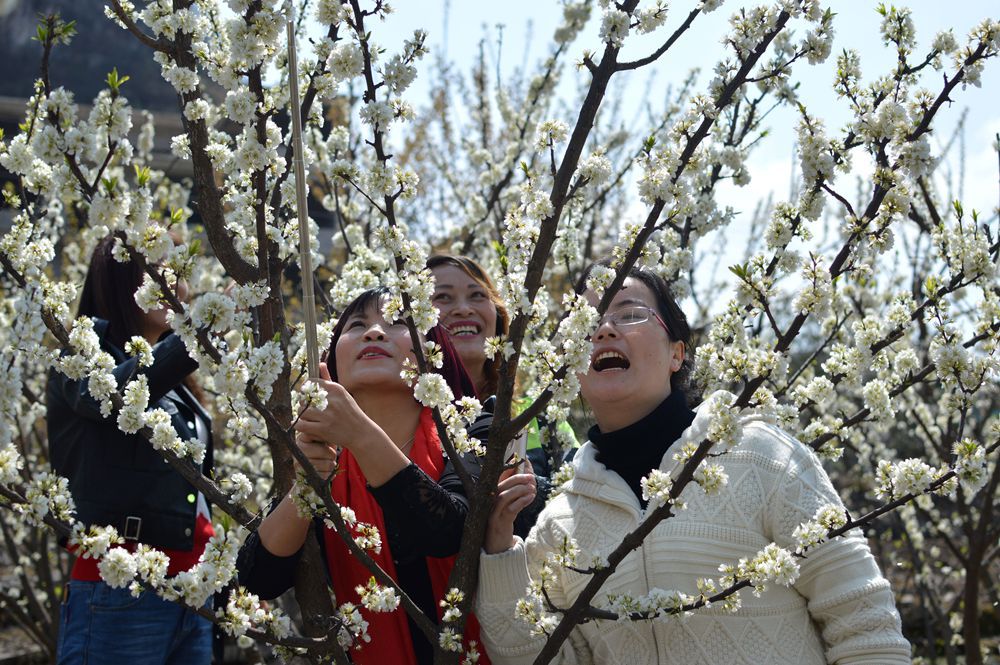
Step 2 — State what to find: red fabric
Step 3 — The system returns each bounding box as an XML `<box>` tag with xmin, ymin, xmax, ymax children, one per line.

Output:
<box><xmin>71</xmin><ymin>513</ymin><xmax>215</xmax><ymax>581</ymax></box>
<box><xmin>324</xmin><ymin>407</ymin><xmax>489</xmax><ymax>665</ymax></box>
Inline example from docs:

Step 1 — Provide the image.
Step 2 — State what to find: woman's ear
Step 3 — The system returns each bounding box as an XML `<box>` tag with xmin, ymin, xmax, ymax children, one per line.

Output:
<box><xmin>671</xmin><ymin>341</ymin><xmax>685</xmax><ymax>373</ymax></box>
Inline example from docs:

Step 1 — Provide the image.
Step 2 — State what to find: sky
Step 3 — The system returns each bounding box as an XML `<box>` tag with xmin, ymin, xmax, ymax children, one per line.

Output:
<box><xmin>357</xmin><ymin>1</ymin><xmax>1000</xmax><ymax>228</ymax></box>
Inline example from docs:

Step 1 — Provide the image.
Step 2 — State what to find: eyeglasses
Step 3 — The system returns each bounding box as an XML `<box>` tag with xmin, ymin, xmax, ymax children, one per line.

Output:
<box><xmin>597</xmin><ymin>306</ymin><xmax>672</xmax><ymax>336</ymax></box>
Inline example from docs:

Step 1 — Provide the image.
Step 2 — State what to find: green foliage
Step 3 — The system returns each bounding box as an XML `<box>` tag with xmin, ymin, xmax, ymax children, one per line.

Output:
<box><xmin>33</xmin><ymin>14</ymin><xmax>77</xmax><ymax>46</ymax></box>
<box><xmin>133</xmin><ymin>164</ymin><xmax>151</xmax><ymax>187</ymax></box>
<box><xmin>491</xmin><ymin>239</ymin><xmax>508</xmax><ymax>271</ymax></box>
<box><xmin>643</xmin><ymin>133</ymin><xmax>656</xmax><ymax>154</ymax></box>
<box><xmin>728</xmin><ymin>262</ymin><xmax>749</xmax><ymax>282</ymax></box>
<box><xmin>106</xmin><ymin>67</ymin><xmax>130</xmax><ymax>96</ymax></box>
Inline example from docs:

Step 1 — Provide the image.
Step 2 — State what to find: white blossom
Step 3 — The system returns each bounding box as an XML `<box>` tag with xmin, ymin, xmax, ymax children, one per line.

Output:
<box><xmin>413</xmin><ymin>373</ymin><xmax>453</xmax><ymax>410</ymax></box>
<box><xmin>599</xmin><ymin>8</ymin><xmax>630</xmax><ymax>48</ymax></box>
<box><xmin>98</xmin><ymin>548</ymin><xmax>138</xmax><ymax>588</ymax></box>
<box><xmin>355</xmin><ymin>577</ymin><xmax>401</xmax><ymax>613</ymax></box>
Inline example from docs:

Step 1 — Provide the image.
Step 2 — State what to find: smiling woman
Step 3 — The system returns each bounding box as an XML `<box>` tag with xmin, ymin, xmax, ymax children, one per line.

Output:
<box><xmin>474</xmin><ymin>261</ymin><xmax>910</xmax><ymax>665</ymax></box>
<box><xmin>579</xmin><ymin>276</ymin><xmax>690</xmax><ymax>433</ymax></box>
<box><xmin>427</xmin><ymin>255</ymin><xmax>507</xmax><ymax>398</ymax></box>
<box><xmin>236</xmin><ymin>287</ymin><xmax>489</xmax><ymax>665</ymax></box>
<box><xmin>427</xmin><ymin>254</ymin><xmax>579</xmax><ymax>478</ymax></box>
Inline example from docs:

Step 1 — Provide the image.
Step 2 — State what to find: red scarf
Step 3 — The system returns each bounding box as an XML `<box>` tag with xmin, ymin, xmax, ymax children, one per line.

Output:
<box><xmin>324</xmin><ymin>407</ymin><xmax>490</xmax><ymax>665</ymax></box>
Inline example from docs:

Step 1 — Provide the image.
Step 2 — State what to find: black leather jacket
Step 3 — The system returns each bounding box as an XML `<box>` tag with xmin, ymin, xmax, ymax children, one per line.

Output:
<box><xmin>47</xmin><ymin>319</ymin><xmax>213</xmax><ymax>551</ymax></box>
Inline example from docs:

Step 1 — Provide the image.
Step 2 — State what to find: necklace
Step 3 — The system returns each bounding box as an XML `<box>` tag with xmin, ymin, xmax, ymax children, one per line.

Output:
<box><xmin>399</xmin><ymin>435</ymin><xmax>416</xmax><ymax>456</ymax></box>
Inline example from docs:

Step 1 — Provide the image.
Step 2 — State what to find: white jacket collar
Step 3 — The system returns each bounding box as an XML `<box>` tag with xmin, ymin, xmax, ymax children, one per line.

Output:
<box><xmin>563</xmin><ymin>391</ymin><xmax>776</xmax><ymax>512</ymax></box>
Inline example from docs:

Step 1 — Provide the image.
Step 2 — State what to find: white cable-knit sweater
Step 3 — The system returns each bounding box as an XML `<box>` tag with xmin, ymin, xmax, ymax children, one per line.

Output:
<box><xmin>476</xmin><ymin>392</ymin><xmax>911</xmax><ymax>664</ymax></box>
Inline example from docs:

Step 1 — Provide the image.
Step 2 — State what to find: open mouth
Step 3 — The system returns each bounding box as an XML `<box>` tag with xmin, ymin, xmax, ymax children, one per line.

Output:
<box><xmin>448</xmin><ymin>323</ymin><xmax>482</xmax><ymax>337</ymax></box>
<box><xmin>359</xmin><ymin>347</ymin><xmax>391</xmax><ymax>359</ymax></box>
<box><xmin>592</xmin><ymin>350</ymin><xmax>630</xmax><ymax>372</ymax></box>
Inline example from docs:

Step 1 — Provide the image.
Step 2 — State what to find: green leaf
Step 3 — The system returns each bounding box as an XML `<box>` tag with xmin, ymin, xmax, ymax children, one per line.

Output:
<box><xmin>2</xmin><ymin>188</ymin><xmax>21</xmax><ymax>209</ymax></box>
<box><xmin>491</xmin><ymin>240</ymin><xmax>508</xmax><ymax>271</ymax></box>
<box><xmin>728</xmin><ymin>262</ymin><xmax>749</xmax><ymax>280</ymax></box>
<box><xmin>33</xmin><ymin>15</ymin><xmax>76</xmax><ymax>45</ymax></box>
<box><xmin>133</xmin><ymin>164</ymin><xmax>151</xmax><ymax>187</ymax></box>
<box><xmin>106</xmin><ymin>67</ymin><xmax>130</xmax><ymax>95</ymax></box>
<box><xmin>53</xmin><ymin>18</ymin><xmax>77</xmax><ymax>45</ymax></box>
<box><xmin>924</xmin><ymin>275</ymin><xmax>941</xmax><ymax>296</ymax></box>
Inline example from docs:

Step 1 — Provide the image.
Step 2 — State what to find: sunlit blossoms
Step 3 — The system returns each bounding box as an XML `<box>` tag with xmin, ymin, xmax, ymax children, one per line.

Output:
<box><xmin>720</xmin><ymin>543</ymin><xmax>801</xmax><ymax>592</ymax></box>
<box><xmin>0</xmin><ymin>0</ymin><xmax>997</xmax><ymax>662</ymax></box>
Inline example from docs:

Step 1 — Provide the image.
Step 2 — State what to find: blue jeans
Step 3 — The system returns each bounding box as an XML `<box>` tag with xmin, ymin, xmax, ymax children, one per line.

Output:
<box><xmin>57</xmin><ymin>580</ymin><xmax>212</xmax><ymax>665</ymax></box>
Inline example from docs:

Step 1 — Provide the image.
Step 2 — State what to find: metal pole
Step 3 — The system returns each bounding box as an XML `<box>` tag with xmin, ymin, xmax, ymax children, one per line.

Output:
<box><xmin>286</xmin><ymin>2</ymin><xmax>320</xmax><ymax>379</ymax></box>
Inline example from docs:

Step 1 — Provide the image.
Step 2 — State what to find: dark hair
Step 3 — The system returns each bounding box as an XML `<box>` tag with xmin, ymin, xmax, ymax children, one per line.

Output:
<box><xmin>426</xmin><ymin>254</ymin><xmax>510</xmax><ymax>396</ymax></box>
<box><xmin>576</xmin><ymin>260</ymin><xmax>695</xmax><ymax>400</ymax></box>
<box><xmin>327</xmin><ymin>287</ymin><xmax>478</xmax><ymax>401</ymax></box>
<box><xmin>77</xmin><ymin>235</ymin><xmax>204</xmax><ymax>403</ymax></box>
<box><xmin>77</xmin><ymin>236</ymin><xmax>147</xmax><ymax>350</ymax></box>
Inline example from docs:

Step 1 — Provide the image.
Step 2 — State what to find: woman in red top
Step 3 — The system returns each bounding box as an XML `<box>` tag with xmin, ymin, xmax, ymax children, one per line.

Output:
<box><xmin>238</xmin><ymin>287</ymin><xmax>490</xmax><ymax>665</ymax></box>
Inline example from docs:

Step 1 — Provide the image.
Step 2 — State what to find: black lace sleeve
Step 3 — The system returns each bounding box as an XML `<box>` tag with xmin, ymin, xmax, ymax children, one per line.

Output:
<box><xmin>236</xmin><ymin>527</ymin><xmax>302</xmax><ymax>601</ymax></box>
<box><xmin>236</xmin><ymin>497</ymin><xmax>330</xmax><ymax>601</ymax></box>
<box><xmin>369</xmin><ymin>455</ymin><xmax>481</xmax><ymax>561</ymax></box>
<box><xmin>371</xmin><ymin>411</ymin><xmax>490</xmax><ymax>561</ymax></box>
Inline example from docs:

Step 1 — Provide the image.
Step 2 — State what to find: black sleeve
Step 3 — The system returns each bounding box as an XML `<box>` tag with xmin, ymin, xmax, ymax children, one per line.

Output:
<box><xmin>369</xmin><ymin>454</ymin><xmax>481</xmax><ymax>560</ymax></box>
<box><xmin>370</xmin><ymin>411</ymin><xmax>491</xmax><ymax>560</ymax></box>
<box><xmin>236</xmin><ymin>496</ymin><xmax>332</xmax><ymax>601</ymax></box>
<box><xmin>236</xmin><ymin>527</ymin><xmax>303</xmax><ymax>601</ymax></box>
<box><xmin>52</xmin><ymin>331</ymin><xmax>198</xmax><ymax>422</ymax></box>
<box><xmin>514</xmin><ymin>474</ymin><xmax>551</xmax><ymax>538</ymax></box>
<box><xmin>526</xmin><ymin>446</ymin><xmax>552</xmax><ymax>479</ymax></box>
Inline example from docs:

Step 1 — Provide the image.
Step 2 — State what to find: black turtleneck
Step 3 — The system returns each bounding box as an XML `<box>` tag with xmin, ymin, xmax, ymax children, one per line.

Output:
<box><xmin>588</xmin><ymin>390</ymin><xmax>696</xmax><ymax>508</ymax></box>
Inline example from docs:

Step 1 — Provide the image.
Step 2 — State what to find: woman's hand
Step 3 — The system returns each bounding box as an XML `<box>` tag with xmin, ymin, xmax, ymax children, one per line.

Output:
<box><xmin>293</xmin><ymin>433</ymin><xmax>338</xmax><ymax>477</ymax></box>
<box><xmin>294</xmin><ymin>363</ymin><xmax>411</xmax><ymax>487</ymax></box>
<box><xmin>295</xmin><ymin>363</ymin><xmax>381</xmax><ymax>453</ymax></box>
<box><xmin>484</xmin><ymin>464</ymin><xmax>537</xmax><ymax>554</ymax></box>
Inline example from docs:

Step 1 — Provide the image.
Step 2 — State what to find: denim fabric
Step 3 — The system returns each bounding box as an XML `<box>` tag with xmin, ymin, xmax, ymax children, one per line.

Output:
<box><xmin>57</xmin><ymin>580</ymin><xmax>211</xmax><ymax>665</ymax></box>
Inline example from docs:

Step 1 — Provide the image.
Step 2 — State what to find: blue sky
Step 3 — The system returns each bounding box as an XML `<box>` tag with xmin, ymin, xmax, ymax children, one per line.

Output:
<box><xmin>364</xmin><ymin>1</ymin><xmax>999</xmax><ymax>222</ymax></box>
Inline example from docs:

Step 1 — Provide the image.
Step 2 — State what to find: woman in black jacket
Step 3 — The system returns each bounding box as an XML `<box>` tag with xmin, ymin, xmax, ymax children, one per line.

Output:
<box><xmin>48</xmin><ymin>236</ymin><xmax>214</xmax><ymax>665</ymax></box>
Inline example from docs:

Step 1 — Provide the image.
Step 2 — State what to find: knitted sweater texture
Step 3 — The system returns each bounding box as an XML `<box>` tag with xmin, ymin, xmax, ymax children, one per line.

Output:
<box><xmin>476</xmin><ymin>391</ymin><xmax>911</xmax><ymax>664</ymax></box>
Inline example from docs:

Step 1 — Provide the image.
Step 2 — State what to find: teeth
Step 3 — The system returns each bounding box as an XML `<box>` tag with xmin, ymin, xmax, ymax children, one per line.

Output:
<box><xmin>361</xmin><ymin>352</ymin><xmax>386</xmax><ymax>358</ymax></box>
<box><xmin>450</xmin><ymin>325</ymin><xmax>480</xmax><ymax>336</ymax></box>
<box><xmin>592</xmin><ymin>350</ymin><xmax>629</xmax><ymax>372</ymax></box>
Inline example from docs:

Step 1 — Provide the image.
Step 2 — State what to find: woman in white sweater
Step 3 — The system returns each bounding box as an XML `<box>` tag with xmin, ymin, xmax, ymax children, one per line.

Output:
<box><xmin>475</xmin><ymin>264</ymin><xmax>911</xmax><ymax>664</ymax></box>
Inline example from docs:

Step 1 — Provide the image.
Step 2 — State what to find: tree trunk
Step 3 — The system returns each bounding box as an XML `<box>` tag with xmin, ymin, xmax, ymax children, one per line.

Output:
<box><xmin>961</xmin><ymin>554</ymin><xmax>982</xmax><ymax>665</ymax></box>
